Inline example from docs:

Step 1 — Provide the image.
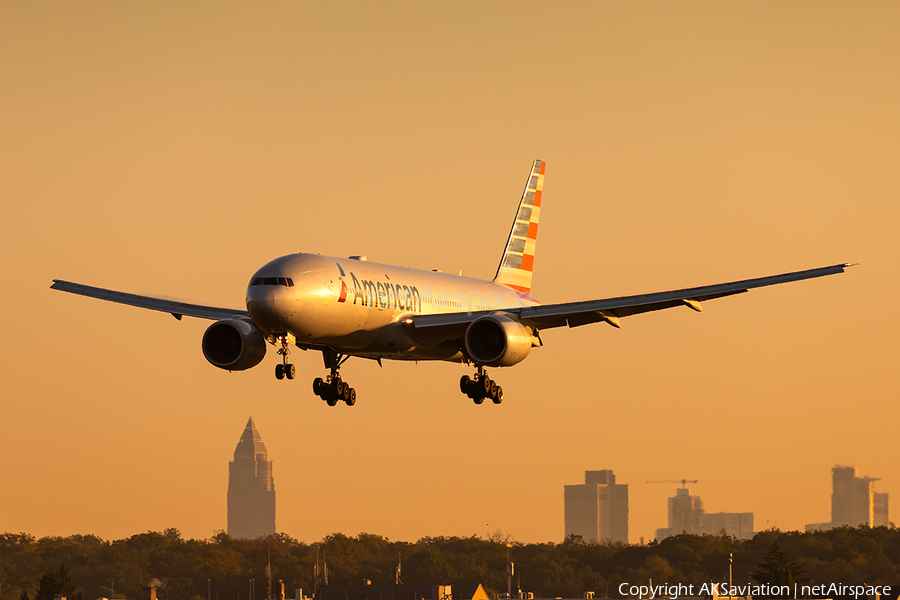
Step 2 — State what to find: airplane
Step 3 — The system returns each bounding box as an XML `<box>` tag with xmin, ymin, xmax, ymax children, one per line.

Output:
<box><xmin>52</xmin><ymin>160</ymin><xmax>853</xmax><ymax>407</ymax></box>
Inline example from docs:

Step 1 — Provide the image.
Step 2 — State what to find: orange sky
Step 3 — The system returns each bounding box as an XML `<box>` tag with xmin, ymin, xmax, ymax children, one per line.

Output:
<box><xmin>1</xmin><ymin>2</ymin><xmax>898</xmax><ymax>546</ymax></box>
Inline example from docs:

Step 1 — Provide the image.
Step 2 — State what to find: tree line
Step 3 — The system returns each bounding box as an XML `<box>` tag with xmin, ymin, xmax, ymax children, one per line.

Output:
<box><xmin>1</xmin><ymin>527</ymin><xmax>898</xmax><ymax>600</ymax></box>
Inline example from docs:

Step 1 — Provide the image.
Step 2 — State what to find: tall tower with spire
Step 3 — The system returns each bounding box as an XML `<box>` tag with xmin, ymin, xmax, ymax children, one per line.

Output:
<box><xmin>227</xmin><ymin>417</ymin><xmax>276</xmax><ymax>539</ymax></box>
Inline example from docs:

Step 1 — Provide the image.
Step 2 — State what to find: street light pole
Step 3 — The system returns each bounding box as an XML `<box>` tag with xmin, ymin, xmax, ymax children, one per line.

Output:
<box><xmin>506</xmin><ymin>545</ymin><xmax>512</xmax><ymax>600</ymax></box>
<box><xmin>728</xmin><ymin>553</ymin><xmax>733</xmax><ymax>599</ymax></box>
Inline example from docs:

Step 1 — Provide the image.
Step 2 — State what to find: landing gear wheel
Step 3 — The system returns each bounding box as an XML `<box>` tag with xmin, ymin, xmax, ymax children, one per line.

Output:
<box><xmin>285</xmin><ymin>364</ymin><xmax>296</xmax><ymax>380</ymax></box>
<box><xmin>275</xmin><ymin>364</ymin><xmax>285</xmax><ymax>380</ymax></box>
<box><xmin>460</xmin><ymin>367</ymin><xmax>505</xmax><ymax>405</ymax></box>
<box><xmin>315</xmin><ymin>351</ymin><xmax>356</xmax><ymax>406</ymax></box>
<box><xmin>492</xmin><ymin>386</ymin><xmax>503</xmax><ymax>404</ymax></box>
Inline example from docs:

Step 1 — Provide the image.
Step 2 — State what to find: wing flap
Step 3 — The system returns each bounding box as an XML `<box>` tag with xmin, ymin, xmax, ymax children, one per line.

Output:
<box><xmin>51</xmin><ymin>279</ymin><xmax>248</xmax><ymax>321</ymax></box>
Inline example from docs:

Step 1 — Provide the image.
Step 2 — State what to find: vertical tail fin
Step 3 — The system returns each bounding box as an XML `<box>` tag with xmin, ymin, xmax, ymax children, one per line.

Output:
<box><xmin>493</xmin><ymin>159</ymin><xmax>545</xmax><ymax>295</ymax></box>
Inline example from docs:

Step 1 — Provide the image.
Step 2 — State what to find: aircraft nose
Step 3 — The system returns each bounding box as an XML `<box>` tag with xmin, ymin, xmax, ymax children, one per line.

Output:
<box><xmin>246</xmin><ymin>286</ymin><xmax>282</xmax><ymax>332</ymax></box>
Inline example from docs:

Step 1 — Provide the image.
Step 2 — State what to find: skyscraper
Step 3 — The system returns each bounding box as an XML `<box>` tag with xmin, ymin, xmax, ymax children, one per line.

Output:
<box><xmin>227</xmin><ymin>417</ymin><xmax>276</xmax><ymax>539</ymax></box>
<box><xmin>656</xmin><ymin>487</ymin><xmax>704</xmax><ymax>540</ymax></box>
<box><xmin>832</xmin><ymin>465</ymin><xmax>877</xmax><ymax>527</ymax></box>
<box><xmin>564</xmin><ymin>469</ymin><xmax>628</xmax><ymax>544</ymax></box>
<box><xmin>805</xmin><ymin>465</ymin><xmax>889</xmax><ymax>532</ymax></box>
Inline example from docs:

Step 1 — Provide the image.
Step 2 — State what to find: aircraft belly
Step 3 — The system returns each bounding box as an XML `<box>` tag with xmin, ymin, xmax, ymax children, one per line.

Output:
<box><xmin>356</xmin><ymin>348</ymin><xmax>464</xmax><ymax>362</ymax></box>
<box><xmin>285</xmin><ymin>304</ymin><xmax>377</xmax><ymax>350</ymax></box>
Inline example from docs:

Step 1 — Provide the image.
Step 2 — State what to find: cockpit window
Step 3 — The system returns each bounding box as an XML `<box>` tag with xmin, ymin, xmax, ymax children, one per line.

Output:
<box><xmin>251</xmin><ymin>277</ymin><xmax>294</xmax><ymax>287</ymax></box>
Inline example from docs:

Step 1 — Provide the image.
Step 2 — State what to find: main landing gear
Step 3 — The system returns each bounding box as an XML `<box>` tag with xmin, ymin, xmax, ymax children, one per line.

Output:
<box><xmin>460</xmin><ymin>366</ymin><xmax>503</xmax><ymax>405</ymax></box>
<box><xmin>313</xmin><ymin>350</ymin><xmax>357</xmax><ymax>407</ymax></box>
<box><xmin>274</xmin><ymin>336</ymin><xmax>295</xmax><ymax>380</ymax></box>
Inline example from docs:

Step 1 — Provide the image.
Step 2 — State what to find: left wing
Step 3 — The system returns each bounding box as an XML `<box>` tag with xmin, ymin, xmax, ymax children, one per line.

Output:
<box><xmin>409</xmin><ymin>263</ymin><xmax>853</xmax><ymax>338</ymax></box>
<box><xmin>50</xmin><ymin>280</ymin><xmax>248</xmax><ymax>321</ymax></box>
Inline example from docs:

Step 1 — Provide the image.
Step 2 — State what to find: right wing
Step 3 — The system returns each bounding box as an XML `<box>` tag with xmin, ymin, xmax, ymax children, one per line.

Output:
<box><xmin>518</xmin><ymin>263</ymin><xmax>851</xmax><ymax>329</ymax></box>
<box><xmin>409</xmin><ymin>263</ymin><xmax>853</xmax><ymax>340</ymax></box>
<box><xmin>50</xmin><ymin>280</ymin><xmax>248</xmax><ymax>321</ymax></box>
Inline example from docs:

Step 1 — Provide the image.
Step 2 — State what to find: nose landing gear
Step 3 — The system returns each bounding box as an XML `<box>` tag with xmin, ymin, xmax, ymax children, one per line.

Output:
<box><xmin>314</xmin><ymin>349</ymin><xmax>357</xmax><ymax>406</ymax></box>
<box><xmin>460</xmin><ymin>366</ymin><xmax>503</xmax><ymax>405</ymax></box>
<box><xmin>274</xmin><ymin>336</ymin><xmax>295</xmax><ymax>380</ymax></box>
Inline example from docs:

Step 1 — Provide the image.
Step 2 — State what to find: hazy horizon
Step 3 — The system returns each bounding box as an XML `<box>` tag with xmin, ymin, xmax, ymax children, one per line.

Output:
<box><xmin>1</xmin><ymin>1</ymin><xmax>897</xmax><ymax>545</ymax></box>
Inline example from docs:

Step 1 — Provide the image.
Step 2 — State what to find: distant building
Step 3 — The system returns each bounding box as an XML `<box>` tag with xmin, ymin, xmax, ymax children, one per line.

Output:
<box><xmin>227</xmin><ymin>417</ymin><xmax>276</xmax><ymax>539</ymax></box>
<box><xmin>656</xmin><ymin>488</ymin><xmax>704</xmax><ymax>540</ymax></box>
<box><xmin>564</xmin><ymin>470</ymin><xmax>628</xmax><ymax>544</ymax></box>
<box><xmin>832</xmin><ymin>465</ymin><xmax>877</xmax><ymax>527</ymax></box>
<box><xmin>874</xmin><ymin>492</ymin><xmax>890</xmax><ymax>527</ymax></box>
<box><xmin>805</xmin><ymin>465</ymin><xmax>888</xmax><ymax>531</ymax></box>
<box><xmin>656</xmin><ymin>487</ymin><xmax>753</xmax><ymax>541</ymax></box>
<box><xmin>702</xmin><ymin>511</ymin><xmax>754</xmax><ymax>539</ymax></box>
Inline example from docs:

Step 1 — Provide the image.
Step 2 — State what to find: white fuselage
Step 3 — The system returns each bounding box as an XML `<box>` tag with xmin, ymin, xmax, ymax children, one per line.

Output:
<box><xmin>245</xmin><ymin>253</ymin><xmax>535</xmax><ymax>361</ymax></box>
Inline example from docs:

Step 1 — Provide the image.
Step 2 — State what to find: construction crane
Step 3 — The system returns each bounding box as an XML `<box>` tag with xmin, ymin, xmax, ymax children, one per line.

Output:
<box><xmin>646</xmin><ymin>479</ymin><xmax>698</xmax><ymax>488</ymax></box>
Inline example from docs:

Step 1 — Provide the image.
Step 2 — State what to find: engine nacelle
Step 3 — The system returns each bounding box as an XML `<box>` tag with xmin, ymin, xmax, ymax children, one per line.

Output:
<box><xmin>464</xmin><ymin>315</ymin><xmax>533</xmax><ymax>367</ymax></box>
<box><xmin>202</xmin><ymin>318</ymin><xmax>267</xmax><ymax>371</ymax></box>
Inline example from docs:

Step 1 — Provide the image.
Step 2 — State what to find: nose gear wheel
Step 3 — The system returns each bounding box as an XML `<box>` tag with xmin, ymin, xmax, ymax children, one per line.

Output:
<box><xmin>274</xmin><ymin>336</ymin><xmax>295</xmax><ymax>380</ymax></box>
<box><xmin>460</xmin><ymin>367</ymin><xmax>503</xmax><ymax>405</ymax></box>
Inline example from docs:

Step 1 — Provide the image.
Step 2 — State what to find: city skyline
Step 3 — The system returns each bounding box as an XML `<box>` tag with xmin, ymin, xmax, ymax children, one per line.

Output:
<box><xmin>1</xmin><ymin>2</ymin><xmax>897</xmax><ymax>544</ymax></box>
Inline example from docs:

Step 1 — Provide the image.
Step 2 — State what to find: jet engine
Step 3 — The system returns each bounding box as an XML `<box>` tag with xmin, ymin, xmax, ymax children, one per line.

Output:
<box><xmin>464</xmin><ymin>314</ymin><xmax>533</xmax><ymax>367</ymax></box>
<box><xmin>202</xmin><ymin>317</ymin><xmax>267</xmax><ymax>371</ymax></box>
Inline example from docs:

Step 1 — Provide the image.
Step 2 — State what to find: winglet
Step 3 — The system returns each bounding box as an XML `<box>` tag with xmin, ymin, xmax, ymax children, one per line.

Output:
<box><xmin>493</xmin><ymin>160</ymin><xmax>545</xmax><ymax>295</ymax></box>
